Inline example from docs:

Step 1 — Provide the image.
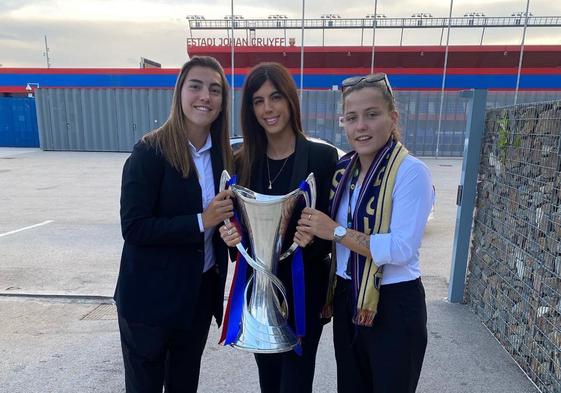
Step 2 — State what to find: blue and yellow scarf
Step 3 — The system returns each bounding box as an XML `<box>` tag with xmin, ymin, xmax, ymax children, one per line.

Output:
<box><xmin>322</xmin><ymin>138</ymin><xmax>408</xmax><ymax>326</ymax></box>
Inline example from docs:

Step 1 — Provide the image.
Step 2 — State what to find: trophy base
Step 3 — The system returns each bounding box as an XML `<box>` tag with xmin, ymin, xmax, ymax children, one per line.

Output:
<box><xmin>232</xmin><ymin>333</ymin><xmax>298</xmax><ymax>354</ymax></box>
<box><xmin>231</xmin><ymin>311</ymin><xmax>298</xmax><ymax>354</ymax></box>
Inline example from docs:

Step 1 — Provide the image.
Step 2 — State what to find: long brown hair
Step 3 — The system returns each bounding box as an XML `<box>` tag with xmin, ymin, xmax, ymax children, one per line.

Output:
<box><xmin>236</xmin><ymin>62</ymin><xmax>304</xmax><ymax>186</ymax></box>
<box><xmin>142</xmin><ymin>56</ymin><xmax>233</xmax><ymax>177</ymax></box>
<box><xmin>342</xmin><ymin>76</ymin><xmax>401</xmax><ymax>141</ymax></box>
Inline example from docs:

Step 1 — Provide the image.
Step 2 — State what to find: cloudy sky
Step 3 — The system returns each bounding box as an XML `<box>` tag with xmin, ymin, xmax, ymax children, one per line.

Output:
<box><xmin>0</xmin><ymin>0</ymin><xmax>560</xmax><ymax>68</ymax></box>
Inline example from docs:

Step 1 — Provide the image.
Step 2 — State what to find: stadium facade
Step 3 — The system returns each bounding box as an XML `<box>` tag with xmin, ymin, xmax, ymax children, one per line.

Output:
<box><xmin>1</xmin><ymin>21</ymin><xmax>561</xmax><ymax>154</ymax></box>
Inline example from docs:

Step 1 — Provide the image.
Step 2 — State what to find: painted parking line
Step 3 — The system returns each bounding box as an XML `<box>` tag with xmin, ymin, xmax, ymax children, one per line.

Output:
<box><xmin>0</xmin><ymin>220</ymin><xmax>54</xmax><ymax>238</ymax></box>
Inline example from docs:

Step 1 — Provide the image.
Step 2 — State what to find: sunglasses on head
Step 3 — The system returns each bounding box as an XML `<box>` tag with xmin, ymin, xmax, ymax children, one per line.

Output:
<box><xmin>341</xmin><ymin>73</ymin><xmax>393</xmax><ymax>96</ymax></box>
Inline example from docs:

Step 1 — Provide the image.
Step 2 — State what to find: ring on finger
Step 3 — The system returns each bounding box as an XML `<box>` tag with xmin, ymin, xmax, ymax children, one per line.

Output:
<box><xmin>227</xmin><ymin>229</ymin><xmax>232</xmax><ymax>235</ymax></box>
<box><xmin>308</xmin><ymin>214</ymin><xmax>312</xmax><ymax>220</ymax></box>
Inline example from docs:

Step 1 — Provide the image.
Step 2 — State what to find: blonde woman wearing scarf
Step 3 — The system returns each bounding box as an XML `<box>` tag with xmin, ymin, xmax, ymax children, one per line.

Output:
<box><xmin>297</xmin><ymin>74</ymin><xmax>434</xmax><ymax>393</ymax></box>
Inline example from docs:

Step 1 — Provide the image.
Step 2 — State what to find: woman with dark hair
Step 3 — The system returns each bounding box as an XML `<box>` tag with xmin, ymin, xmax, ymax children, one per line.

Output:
<box><xmin>219</xmin><ymin>62</ymin><xmax>339</xmax><ymax>393</ymax></box>
<box><xmin>114</xmin><ymin>56</ymin><xmax>234</xmax><ymax>393</ymax></box>
<box><xmin>297</xmin><ymin>74</ymin><xmax>433</xmax><ymax>393</ymax></box>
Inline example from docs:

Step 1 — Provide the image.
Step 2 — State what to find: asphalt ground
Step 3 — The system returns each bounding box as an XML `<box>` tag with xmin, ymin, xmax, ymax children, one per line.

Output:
<box><xmin>0</xmin><ymin>148</ymin><xmax>539</xmax><ymax>392</ymax></box>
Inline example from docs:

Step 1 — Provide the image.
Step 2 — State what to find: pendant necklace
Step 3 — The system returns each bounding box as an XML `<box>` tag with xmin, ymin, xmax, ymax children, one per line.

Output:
<box><xmin>266</xmin><ymin>155</ymin><xmax>290</xmax><ymax>190</ymax></box>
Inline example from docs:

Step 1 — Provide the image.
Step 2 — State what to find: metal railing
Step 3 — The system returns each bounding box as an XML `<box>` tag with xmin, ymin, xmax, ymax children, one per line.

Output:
<box><xmin>188</xmin><ymin>16</ymin><xmax>561</xmax><ymax>30</ymax></box>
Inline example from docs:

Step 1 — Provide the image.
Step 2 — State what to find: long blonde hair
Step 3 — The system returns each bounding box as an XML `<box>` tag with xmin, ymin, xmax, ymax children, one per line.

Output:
<box><xmin>142</xmin><ymin>56</ymin><xmax>233</xmax><ymax>177</ymax></box>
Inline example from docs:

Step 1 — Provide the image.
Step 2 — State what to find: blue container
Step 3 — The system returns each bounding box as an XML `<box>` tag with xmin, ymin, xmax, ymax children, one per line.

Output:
<box><xmin>0</xmin><ymin>97</ymin><xmax>39</xmax><ymax>147</ymax></box>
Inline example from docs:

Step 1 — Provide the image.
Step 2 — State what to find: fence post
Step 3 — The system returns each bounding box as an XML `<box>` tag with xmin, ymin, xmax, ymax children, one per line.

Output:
<box><xmin>448</xmin><ymin>89</ymin><xmax>487</xmax><ymax>303</ymax></box>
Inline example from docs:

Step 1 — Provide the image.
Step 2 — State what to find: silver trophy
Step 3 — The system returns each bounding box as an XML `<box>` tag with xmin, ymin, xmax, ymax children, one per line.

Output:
<box><xmin>219</xmin><ymin>170</ymin><xmax>316</xmax><ymax>353</ymax></box>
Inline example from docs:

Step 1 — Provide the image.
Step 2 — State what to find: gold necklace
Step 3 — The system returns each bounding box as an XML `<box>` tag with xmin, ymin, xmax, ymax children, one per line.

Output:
<box><xmin>266</xmin><ymin>155</ymin><xmax>290</xmax><ymax>190</ymax></box>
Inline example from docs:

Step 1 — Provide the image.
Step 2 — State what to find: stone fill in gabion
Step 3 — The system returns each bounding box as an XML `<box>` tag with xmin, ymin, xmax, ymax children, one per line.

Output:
<box><xmin>466</xmin><ymin>100</ymin><xmax>561</xmax><ymax>393</ymax></box>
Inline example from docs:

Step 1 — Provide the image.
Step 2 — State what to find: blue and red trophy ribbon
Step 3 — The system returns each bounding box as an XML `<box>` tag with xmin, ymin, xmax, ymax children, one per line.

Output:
<box><xmin>219</xmin><ymin>241</ymin><xmax>248</xmax><ymax>345</ymax></box>
<box><xmin>289</xmin><ymin>180</ymin><xmax>312</xmax><ymax>355</ymax></box>
<box><xmin>291</xmin><ymin>246</ymin><xmax>305</xmax><ymax>356</ymax></box>
<box><xmin>219</xmin><ymin>175</ymin><xmax>247</xmax><ymax>345</ymax></box>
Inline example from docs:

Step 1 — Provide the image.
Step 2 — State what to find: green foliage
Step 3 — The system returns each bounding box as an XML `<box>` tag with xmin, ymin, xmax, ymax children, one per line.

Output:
<box><xmin>497</xmin><ymin>113</ymin><xmax>509</xmax><ymax>163</ymax></box>
<box><xmin>496</xmin><ymin>112</ymin><xmax>521</xmax><ymax>164</ymax></box>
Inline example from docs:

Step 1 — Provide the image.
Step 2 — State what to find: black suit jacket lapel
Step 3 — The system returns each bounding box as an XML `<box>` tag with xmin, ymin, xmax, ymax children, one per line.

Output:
<box><xmin>289</xmin><ymin>134</ymin><xmax>310</xmax><ymax>190</ymax></box>
<box><xmin>250</xmin><ymin>154</ymin><xmax>267</xmax><ymax>194</ymax></box>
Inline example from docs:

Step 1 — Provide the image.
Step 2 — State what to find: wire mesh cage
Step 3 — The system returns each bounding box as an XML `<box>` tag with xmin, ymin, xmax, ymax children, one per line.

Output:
<box><xmin>466</xmin><ymin>100</ymin><xmax>561</xmax><ymax>393</ymax></box>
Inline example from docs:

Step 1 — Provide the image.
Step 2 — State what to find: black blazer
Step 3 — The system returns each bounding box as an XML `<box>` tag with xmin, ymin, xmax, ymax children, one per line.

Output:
<box><xmin>114</xmin><ymin>136</ymin><xmax>228</xmax><ymax>329</ymax></box>
<box><xmin>247</xmin><ymin>134</ymin><xmax>339</xmax><ymax>321</ymax></box>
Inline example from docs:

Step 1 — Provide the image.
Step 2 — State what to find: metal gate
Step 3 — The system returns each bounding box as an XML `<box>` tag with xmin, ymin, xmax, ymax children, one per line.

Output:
<box><xmin>0</xmin><ymin>97</ymin><xmax>39</xmax><ymax>147</ymax></box>
<box><xmin>34</xmin><ymin>87</ymin><xmax>561</xmax><ymax>155</ymax></box>
<box><xmin>36</xmin><ymin>88</ymin><xmax>173</xmax><ymax>152</ymax></box>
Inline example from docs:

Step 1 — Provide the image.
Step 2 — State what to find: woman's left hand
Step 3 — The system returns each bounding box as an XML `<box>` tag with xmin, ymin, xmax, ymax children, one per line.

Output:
<box><xmin>297</xmin><ymin>207</ymin><xmax>338</xmax><ymax>241</ymax></box>
<box><xmin>219</xmin><ymin>221</ymin><xmax>242</xmax><ymax>247</ymax></box>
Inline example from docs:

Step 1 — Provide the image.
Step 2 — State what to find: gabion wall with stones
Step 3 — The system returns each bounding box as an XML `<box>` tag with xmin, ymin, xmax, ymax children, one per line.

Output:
<box><xmin>465</xmin><ymin>101</ymin><xmax>561</xmax><ymax>393</ymax></box>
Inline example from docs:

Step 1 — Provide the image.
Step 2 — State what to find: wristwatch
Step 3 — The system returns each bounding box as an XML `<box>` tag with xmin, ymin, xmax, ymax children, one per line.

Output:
<box><xmin>333</xmin><ymin>226</ymin><xmax>347</xmax><ymax>243</ymax></box>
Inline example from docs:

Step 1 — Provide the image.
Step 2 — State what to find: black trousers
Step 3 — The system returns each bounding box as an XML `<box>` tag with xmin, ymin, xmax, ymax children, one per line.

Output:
<box><xmin>333</xmin><ymin>277</ymin><xmax>427</xmax><ymax>393</ymax></box>
<box><xmin>118</xmin><ymin>270</ymin><xmax>218</xmax><ymax>393</ymax></box>
<box><xmin>254</xmin><ymin>315</ymin><xmax>324</xmax><ymax>393</ymax></box>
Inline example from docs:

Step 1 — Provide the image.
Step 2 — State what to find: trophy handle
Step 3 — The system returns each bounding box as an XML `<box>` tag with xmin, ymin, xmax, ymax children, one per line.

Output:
<box><xmin>219</xmin><ymin>170</ymin><xmax>231</xmax><ymax>192</ymax></box>
<box><xmin>219</xmin><ymin>170</ymin><xmax>233</xmax><ymax>228</ymax></box>
<box><xmin>279</xmin><ymin>173</ymin><xmax>316</xmax><ymax>260</ymax></box>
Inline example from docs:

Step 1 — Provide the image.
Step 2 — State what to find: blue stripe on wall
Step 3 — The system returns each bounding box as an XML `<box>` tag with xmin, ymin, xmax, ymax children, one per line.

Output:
<box><xmin>294</xmin><ymin>74</ymin><xmax>561</xmax><ymax>90</ymax></box>
<box><xmin>1</xmin><ymin>73</ymin><xmax>561</xmax><ymax>90</ymax></box>
<box><xmin>0</xmin><ymin>74</ymin><xmax>178</xmax><ymax>88</ymax></box>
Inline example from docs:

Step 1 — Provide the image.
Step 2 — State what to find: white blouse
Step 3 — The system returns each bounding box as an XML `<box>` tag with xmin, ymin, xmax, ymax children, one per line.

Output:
<box><xmin>335</xmin><ymin>155</ymin><xmax>434</xmax><ymax>285</ymax></box>
<box><xmin>190</xmin><ymin>136</ymin><xmax>216</xmax><ymax>273</ymax></box>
